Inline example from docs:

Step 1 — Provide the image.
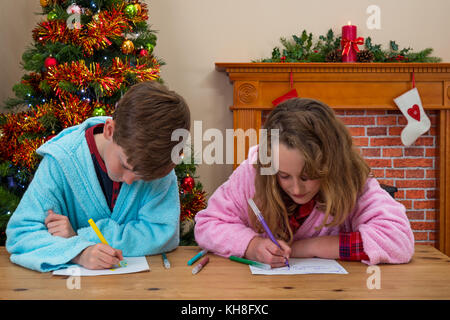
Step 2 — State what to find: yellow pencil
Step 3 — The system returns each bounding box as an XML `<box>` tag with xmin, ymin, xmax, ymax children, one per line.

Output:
<box><xmin>88</xmin><ymin>218</ymin><xmax>126</xmax><ymax>268</ymax></box>
<box><xmin>88</xmin><ymin>218</ymin><xmax>109</xmax><ymax>245</ymax></box>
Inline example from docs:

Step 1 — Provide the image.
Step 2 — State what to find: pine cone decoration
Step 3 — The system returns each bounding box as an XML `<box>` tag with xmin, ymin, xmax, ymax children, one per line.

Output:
<box><xmin>326</xmin><ymin>49</ymin><xmax>342</xmax><ymax>62</ymax></box>
<box><xmin>357</xmin><ymin>49</ymin><xmax>375</xmax><ymax>63</ymax></box>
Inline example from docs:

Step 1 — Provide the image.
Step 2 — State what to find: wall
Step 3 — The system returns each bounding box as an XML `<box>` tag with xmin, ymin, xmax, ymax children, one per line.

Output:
<box><xmin>0</xmin><ymin>1</ymin><xmax>42</xmax><ymax>110</ymax></box>
<box><xmin>1</xmin><ymin>0</ymin><xmax>449</xmax><ymax>245</ymax></box>
<box><xmin>148</xmin><ymin>0</ymin><xmax>450</xmax><ymax>202</ymax></box>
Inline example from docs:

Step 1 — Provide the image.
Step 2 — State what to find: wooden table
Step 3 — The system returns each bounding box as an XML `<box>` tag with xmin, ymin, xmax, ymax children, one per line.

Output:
<box><xmin>1</xmin><ymin>245</ymin><xmax>450</xmax><ymax>300</ymax></box>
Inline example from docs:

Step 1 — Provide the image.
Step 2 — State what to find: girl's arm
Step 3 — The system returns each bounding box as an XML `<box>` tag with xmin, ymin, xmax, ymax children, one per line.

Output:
<box><xmin>291</xmin><ymin>233</ymin><xmax>369</xmax><ymax>261</ymax></box>
<box><xmin>349</xmin><ymin>178</ymin><xmax>414</xmax><ymax>264</ymax></box>
<box><xmin>291</xmin><ymin>179</ymin><xmax>414</xmax><ymax>264</ymax></box>
<box><xmin>291</xmin><ymin>235</ymin><xmax>339</xmax><ymax>259</ymax></box>
<box><xmin>309</xmin><ymin>178</ymin><xmax>414</xmax><ymax>265</ymax></box>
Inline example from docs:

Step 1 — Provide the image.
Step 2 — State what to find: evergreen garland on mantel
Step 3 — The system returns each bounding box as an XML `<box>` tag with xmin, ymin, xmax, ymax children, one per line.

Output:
<box><xmin>254</xmin><ymin>29</ymin><xmax>441</xmax><ymax>63</ymax></box>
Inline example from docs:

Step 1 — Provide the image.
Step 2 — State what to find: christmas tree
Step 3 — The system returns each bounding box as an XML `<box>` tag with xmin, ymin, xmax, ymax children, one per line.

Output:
<box><xmin>0</xmin><ymin>0</ymin><xmax>205</xmax><ymax>246</ymax></box>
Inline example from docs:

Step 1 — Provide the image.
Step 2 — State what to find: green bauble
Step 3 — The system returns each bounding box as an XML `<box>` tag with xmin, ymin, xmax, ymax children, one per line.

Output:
<box><xmin>47</xmin><ymin>11</ymin><xmax>58</xmax><ymax>21</ymax></box>
<box><xmin>124</xmin><ymin>4</ymin><xmax>138</xmax><ymax>18</ymax></box>
<box><xmin>92</xmin><ymin>107</ymin><xmax>106</xmax><ymax>117</ymax></box>
<box><xmin>145</xmin><ymin>43</ymin><xmax>155</xmax><ymax>53</ymax></box>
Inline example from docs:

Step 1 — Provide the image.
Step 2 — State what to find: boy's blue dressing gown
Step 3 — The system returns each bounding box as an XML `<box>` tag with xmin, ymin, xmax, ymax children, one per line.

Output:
<box><xmin>6</xmin><ymin>117</ymin><xmax>180</xmax><ymax>272</ymax></box>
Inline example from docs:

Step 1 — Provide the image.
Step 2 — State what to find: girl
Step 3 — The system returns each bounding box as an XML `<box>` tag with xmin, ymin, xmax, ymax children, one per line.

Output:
<box><xmin>194</xmin><ymin>98</ymin><xmax>414</xmax><ymax>267</ymax></box>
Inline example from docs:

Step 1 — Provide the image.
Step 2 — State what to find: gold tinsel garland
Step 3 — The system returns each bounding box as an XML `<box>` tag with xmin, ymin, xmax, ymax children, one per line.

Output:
<box><xmin>45</xmin><ymin>57</ymin><xmax>160</xmax><ymax>98</ymax></box>
<box><xmin>0</xmin><ymin>96</ymin><xmax>115</xmax><ymax>170</ymax></box>
<box><xmin>32</xmin><ymin>8</ymin><xmax>130</xmax><ymax>57</ymax></box>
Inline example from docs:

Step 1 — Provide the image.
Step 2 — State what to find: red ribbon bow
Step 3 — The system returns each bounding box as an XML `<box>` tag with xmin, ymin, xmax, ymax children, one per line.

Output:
<box><xmin>341</xmin><ymin>37</ymin><xmax>364</xmax><ymax>56</ymax></box>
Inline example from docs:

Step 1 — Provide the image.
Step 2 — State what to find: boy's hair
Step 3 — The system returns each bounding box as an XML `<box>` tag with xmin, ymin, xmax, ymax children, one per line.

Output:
<box><xmin>112</xmin><ymin>81</ymin><xmax>190</xmax><ymax>181</ymax></box>
<box><xmin>250</xmin><ymin>98</ymin><xmax>370</xmax><ymax>243</ymax></box>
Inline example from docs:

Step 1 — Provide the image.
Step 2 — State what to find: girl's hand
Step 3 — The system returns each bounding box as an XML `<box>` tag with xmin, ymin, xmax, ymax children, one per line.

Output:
<box><xmin>244</xmin><ymin>236</ymin><xmax>291</xmax><ymax>268</ymax></box>
<box><xmin>72</xmin><ymin>244</ymin><xmax>124</xmax><ymax>270</ymax></box>
<box><xmin>45</xmin><ymin>210</ymin><xmax>77</xmax><ymax>238</ymax></box>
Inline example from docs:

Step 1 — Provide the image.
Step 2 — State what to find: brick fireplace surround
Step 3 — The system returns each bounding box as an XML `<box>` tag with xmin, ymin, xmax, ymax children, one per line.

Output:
<box><xmin>215</xmin><ymin>62</ymin><xmax>450</xmax><ymax>256</ymax></box>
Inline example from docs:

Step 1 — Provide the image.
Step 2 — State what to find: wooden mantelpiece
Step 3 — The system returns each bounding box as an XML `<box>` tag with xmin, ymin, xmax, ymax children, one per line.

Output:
<box><xmin>215</xmin><ymin>62</ymin><xmax>450</xmax><ymax>256</ymax></box>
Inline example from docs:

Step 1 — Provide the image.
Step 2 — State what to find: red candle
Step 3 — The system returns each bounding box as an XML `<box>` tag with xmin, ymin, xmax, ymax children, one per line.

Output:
<box><xmin>342</xmin><ymin>21</ymin><xmax>357</xmax><ymax>62</ymax></box>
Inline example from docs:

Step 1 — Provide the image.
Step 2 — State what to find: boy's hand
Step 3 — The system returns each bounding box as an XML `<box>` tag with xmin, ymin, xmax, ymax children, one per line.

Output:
<box><xmin>45</xmin><ymin>210</ymin><xmax>77</xmax><ymax>238</ymax></box>
<box><xmin>244</xmin><ymin>236</ymin><xmax>291</xmax><ymax>268</ymax></box>
<box><xmin>72</xmin><ymin>244</ymin><xmax>124</xmax><ymax>270</ymax></box>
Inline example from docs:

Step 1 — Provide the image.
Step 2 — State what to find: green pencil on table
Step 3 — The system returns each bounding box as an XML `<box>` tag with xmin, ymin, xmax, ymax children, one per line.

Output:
<box><xmin>229</xmin><ymin>256</ymin><xmax>271</xmax><ymax>270</ymax></box>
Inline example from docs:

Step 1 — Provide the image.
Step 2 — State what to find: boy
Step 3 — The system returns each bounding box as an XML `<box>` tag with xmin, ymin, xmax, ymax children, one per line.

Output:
<box><xmin>6</xmin><ymin>81</ymin><xmax>191</xmax><ymax>272</ymax></box>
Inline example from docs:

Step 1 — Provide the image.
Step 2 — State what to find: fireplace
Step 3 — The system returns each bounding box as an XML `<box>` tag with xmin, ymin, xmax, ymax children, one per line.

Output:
<box><xmin>215</xmin><ymin>62</ymin><xmax>450</xmax><ymax>255</ymax></box>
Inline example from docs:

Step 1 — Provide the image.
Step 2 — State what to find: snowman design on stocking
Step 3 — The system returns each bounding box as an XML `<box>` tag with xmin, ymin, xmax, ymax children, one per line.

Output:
<box><xmin>394</xmin><ymin>87</ymin><xmax>431</xmax><ymax>146</ymax></box>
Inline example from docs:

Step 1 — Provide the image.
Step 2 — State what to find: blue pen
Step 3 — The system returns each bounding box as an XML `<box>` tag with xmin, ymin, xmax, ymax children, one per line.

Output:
<box><xmin>187</xmin><ymin>249</ymin><xmax>208</xmax><ymax>266</ymax></box>
<box><xmin>162</xmin><ymin>253</ymin><xmax>171</xmax><ymax>269</ymax></box>
<box><xmin>248</xmin><ymin>198</ymin><xmax>290</xmax><ymax>268</ymax></box>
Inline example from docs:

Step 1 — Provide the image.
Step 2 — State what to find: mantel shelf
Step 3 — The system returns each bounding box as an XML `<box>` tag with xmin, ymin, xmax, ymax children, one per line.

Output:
<box><xmin>216</xmin><ymin>62</ymin><xmax>450</xmax><ymax>73</ymax></box>
<box><xmin>216</xmin><ymin>62</ymin><xmax>450</xmax><ymax>111</ymax></box>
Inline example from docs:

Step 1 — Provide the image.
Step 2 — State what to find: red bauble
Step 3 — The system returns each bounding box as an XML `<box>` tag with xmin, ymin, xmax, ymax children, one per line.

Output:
<box><xmin>181</xmin><ymin>176</ymin><xmax>195</xmax><ymax>192</ymax></box>
<box><xmin>138</xmin><ymin>49</ymin><xmax>149</xmax><ymax>57</ymax></box>
<box><xmin>44</xmin><ymin>56</ymin><xmax>58</xmax><ymax>69</ymax></box>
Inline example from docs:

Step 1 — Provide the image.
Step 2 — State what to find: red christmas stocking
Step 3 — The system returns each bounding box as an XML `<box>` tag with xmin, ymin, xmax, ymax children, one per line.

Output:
<box><xmin>272</xmin><ymin>88</ymin><xmax>298</xmax><ymax>106</ymax></box>
<box><xmin>272</xmin><ymin>70</ymin><xmax>298</xmax><ymax>106</ymax></box>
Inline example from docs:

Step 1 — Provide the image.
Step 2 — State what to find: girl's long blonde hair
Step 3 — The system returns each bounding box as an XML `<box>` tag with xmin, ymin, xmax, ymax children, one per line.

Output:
<box><xmin>249</xmin><ymin>98</ymin><xmax>370</xmax><ymax>244</ymax></box>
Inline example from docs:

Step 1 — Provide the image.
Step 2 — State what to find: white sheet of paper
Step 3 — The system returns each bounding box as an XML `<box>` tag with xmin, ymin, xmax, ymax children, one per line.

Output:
<box><xmin>53</xmin><ymin>256</ymin><xmax>150</xmax><ymax>276</ymax></box>
<box><xmin>249</xmin><ymin>258</ymin><xmax>348</xmax><ymax>275</ymax></box>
